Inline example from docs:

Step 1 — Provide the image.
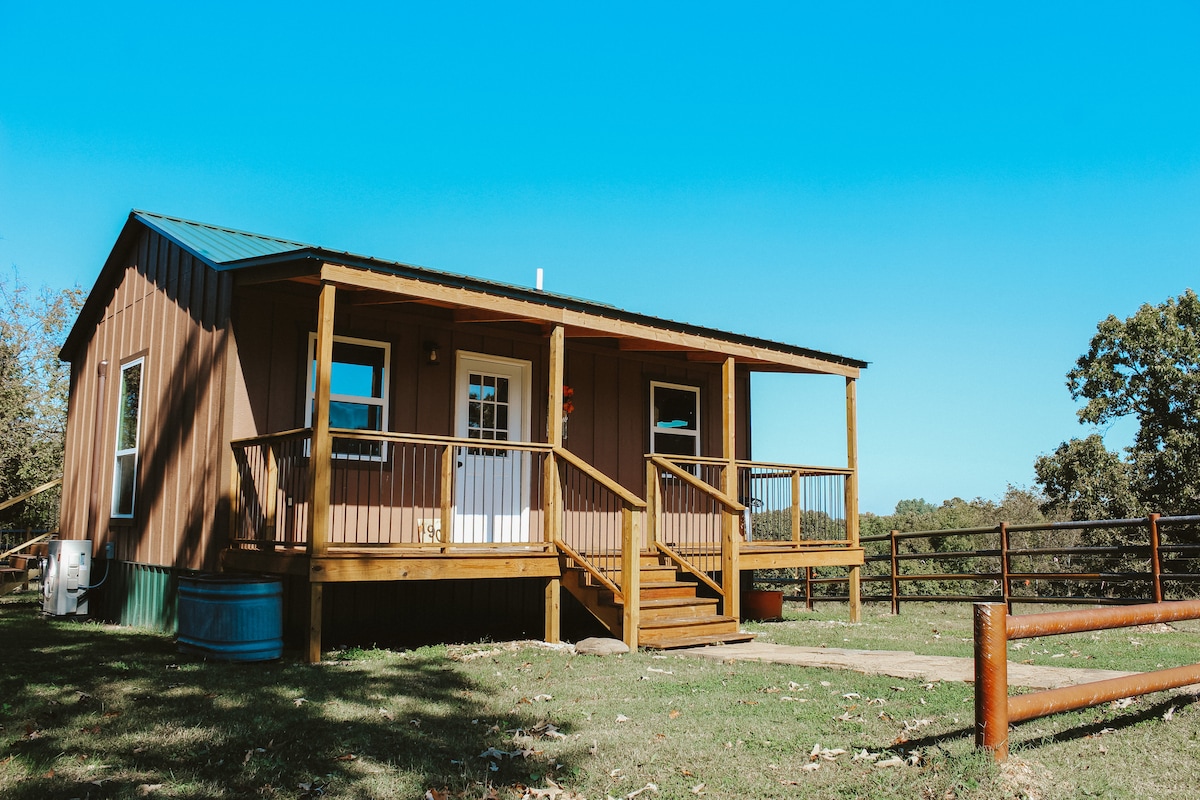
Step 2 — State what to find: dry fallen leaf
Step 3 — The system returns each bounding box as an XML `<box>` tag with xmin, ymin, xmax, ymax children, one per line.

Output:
<box><xmin>669</xmin><ymin>709</ymin><xmax>681</xmax><ymax>719</ymax></box>
<box><xmin>800</xmin><ymin>763</ymin><xmax>821</xmax><ymax>772</ymax></box>
<box><xmin>1164</xmin><ymin>706</ymin><xmax>1177</xmax><ymax>721</ymax></box>
<box><xmin>293</xmin><ymin>698</ymin><xmax>307</xmax><ymax>707</ymax></box>
<box><xmin>875</xmin><ymin>756</ymin><xmax>905</xmax><ymax>768</ymax></box>
<box><xmin>615</xmin><ymin>714</ymin><xmax>630</xmax><ymax>723</ymax></box>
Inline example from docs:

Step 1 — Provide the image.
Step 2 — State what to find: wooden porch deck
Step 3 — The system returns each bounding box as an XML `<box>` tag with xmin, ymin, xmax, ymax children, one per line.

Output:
<box><xmin>221</xmin><ymin>538</ymin><xmax>863</xmax><ymax>582</ymax></box>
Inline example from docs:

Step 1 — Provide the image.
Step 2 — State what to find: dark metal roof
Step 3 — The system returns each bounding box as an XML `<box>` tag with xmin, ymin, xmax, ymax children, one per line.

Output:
<box><xmin>134</xmin><ymin>210</ymin><xmax>311</xmax><ymax>264</ymax></box>
<box><xmin>64</xmin><ymin>210</ymin><xmax>868</xmax><ymax>371</ymax></box>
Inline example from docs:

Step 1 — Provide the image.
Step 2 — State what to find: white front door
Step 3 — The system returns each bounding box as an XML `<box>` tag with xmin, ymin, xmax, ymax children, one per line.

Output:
<box><xmin>453</xmin><ymin>353</ymin><xmax>532</xmax><ymax>542</ymax></box>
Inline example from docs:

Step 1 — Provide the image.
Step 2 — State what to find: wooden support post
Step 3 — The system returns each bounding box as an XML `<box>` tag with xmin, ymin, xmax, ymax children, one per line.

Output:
<box><xmin>645</xmin><ymin>460</ymin><xmax>658</xmax><ymax>550</ymax></box>
<box><xmin>308</xmin><ymin>282</ymin><xmax>336</xmax><ymax>559</ymax></box>
<box><xmin>545</xmin><ymin>325</ymin><xmax>565</xmax><ymax>642</ymax></box>
<box><xmin>621</xmin><ymin>505</ymin><xmax>640</xmax><ymax>649</ymax></box>
<box><xmin>262</xmin><ymin>443</ymin><xmax>279</xmax><ymax>548</ymax></box>
<box><xmin>721</xmin><ymin>357</ymin><xmax>740</xmax><ymax>620</ymax></box>
<box><xmin>305</xmin><ymin>281</ymin><xmax>336</xmax><ymax>663</ymax></box>
<box><xmin>790</xmin><ymin>468</ymin><xmax>802</xmax><ymax>542</ymax></box>
<box><xmin>548</xmin><ymin>325</ymin><xmax>565</xmax><ymax>447</ymax></box>
<box><xmin>974</xmin><ymin>602</ymin><xmax>1010</xmax><ymax>760</ymax></box>
<box><xmin>1149</xmin><ymin>513</ymin><xmax>1163</xmax><ymax>604</ymax></box>
<box><xmin>845</xmin><ymin>377</ymin><xmax>862</xmax><ymax>623</ymax></box>
<box><xmin>307</xmin><ymin>583</ymin><xmax>324</xmax><ymax>664</ymax></box>
<box><xmin>890</xmin><ymin>529</ymin><xmax>900</xmax><ymax>615</ymax></box>
<box><xmin>805</xmin><ymin>566</ymin><xmax>814</xmax><ymax>610</ymax></box>
<box><xmin>439</xmin><ymin>444</ymin><xmax>455</xmax><ymax>546</ymax></box>
<box><xmin>999</xmin><ymin>522</ymin><xmax>1012</xmax><ymax>613</ymax></box>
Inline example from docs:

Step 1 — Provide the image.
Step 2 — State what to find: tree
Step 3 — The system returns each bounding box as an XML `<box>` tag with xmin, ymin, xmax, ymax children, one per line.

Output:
<box><xmin>0</xmin><ymin>271</ymin><xmax>83</xmax><ymax>530</ymax></box>
<box><xmin>1033</xmin><ymin>434</ymin><xmax>1140</xmax><ymax>521</ymax></box>
<box><xmin>1057</xmin><ymin>289</ymin><xmax>1200</xmax><ymax>515</ymax></box>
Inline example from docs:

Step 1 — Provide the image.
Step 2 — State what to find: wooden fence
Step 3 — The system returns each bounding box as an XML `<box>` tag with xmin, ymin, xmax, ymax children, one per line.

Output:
<box><xmin>751</xmin><ymin>514</ymin><xmax>1200</xmax><ymax>609</ymax></box>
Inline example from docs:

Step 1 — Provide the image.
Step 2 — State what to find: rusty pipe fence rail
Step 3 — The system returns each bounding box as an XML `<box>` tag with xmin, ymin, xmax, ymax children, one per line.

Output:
<box><xmin>973</xmin><ymin>599</ymin><xmax>1200</xmax><ymax>761</ymax></box>
<box><xmin>792</xmin><ymin>514</ymin><xmax>1200</xmax><ymax>609</ymax></box>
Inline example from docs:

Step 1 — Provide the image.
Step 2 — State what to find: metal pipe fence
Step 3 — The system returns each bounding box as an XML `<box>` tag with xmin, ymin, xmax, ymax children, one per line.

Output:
<box><xmin>771</xmin><ymin>515</ymin><xmax>1200</xmax><ymax>609</ymax></box>
<box><xmin>974</xmin><ymin>599</ymin><xmax>1200</xmax><ymax>761</ymax></box>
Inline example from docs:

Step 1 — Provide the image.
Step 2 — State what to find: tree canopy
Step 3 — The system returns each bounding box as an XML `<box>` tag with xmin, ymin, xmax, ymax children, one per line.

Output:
<box><xmin>0</xmin><ymin>272</ymin><xmax>83</xmax><ymax>529</ymax></box>
<box><xmin>1039</xmin><ymin>289</ymin><xmax>1200</xmax><ymax>517</ymax></box>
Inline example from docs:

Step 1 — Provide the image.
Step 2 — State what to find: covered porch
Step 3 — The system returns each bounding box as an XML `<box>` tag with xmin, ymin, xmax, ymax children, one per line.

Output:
<box><xmin>222</xmin><ymin>263</ymin><xmax>866</xmax><ymax>660</ymax></box>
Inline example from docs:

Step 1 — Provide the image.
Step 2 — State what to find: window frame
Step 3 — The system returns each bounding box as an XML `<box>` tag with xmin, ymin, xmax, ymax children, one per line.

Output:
<box><xmin>649</xmin><ymin>380</ymin><xmax>701</xmax><ymax>458</ymax></box>
<box><xmin>111</xmin><ymin>356</ymin><xmax>146</xmax><ymax>519</ymax></box>
<box><xmin>305</xmin><ymin>333</ymin><xmax>391</xmax><ymax>460</ymax></box>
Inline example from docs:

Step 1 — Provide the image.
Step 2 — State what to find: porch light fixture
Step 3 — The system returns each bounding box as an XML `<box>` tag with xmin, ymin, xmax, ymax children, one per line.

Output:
<box><xmin>424</xmin><ymin>341</ymin><xmax>441</xmax><ymax>365</ymax></box>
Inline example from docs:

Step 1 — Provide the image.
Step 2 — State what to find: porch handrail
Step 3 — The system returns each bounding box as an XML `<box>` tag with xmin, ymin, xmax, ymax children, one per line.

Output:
<box><xmin>666</xmin><ymin>453</ymin><xmax>853</xmax><ymax>476</ymax></box>
<box><xmin>556</xmin><ymin>539</ymin><xmax>624</xmax><ymax>602</ymax></box>
<box><xmin>649</xmin><ymin>456</ymin><xmax>744</xmax><ymax>513</ymax></box>
<box><xmin>555</xmin><ymin>447</ymin><xmax>646</xmax><ymax>509</ymax></box>
<box><xmin>336</xmin><ymin>428</ymin><xmax>557</xmax><ymax>453</ymax></box>
<box><xmin>656</xmin><ymin>540</ymin><xmax>724</xmax><ymax>596</ymax></box>
<box><xmin>0</xmin><ymin>530</ymin><xmax>57</xmax><ymax>562</ymax></box>
<box><xmin>0</xmin><ymin>477</ymin><xmax>62</xmax><ymax>515</ymax></box>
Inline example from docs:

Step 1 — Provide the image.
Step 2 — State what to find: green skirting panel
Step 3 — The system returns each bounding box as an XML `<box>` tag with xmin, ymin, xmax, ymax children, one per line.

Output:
<box><xmin>93</xmin><ymin>560</ymin><xmax>184</xmax><ymax>633</ymax></box>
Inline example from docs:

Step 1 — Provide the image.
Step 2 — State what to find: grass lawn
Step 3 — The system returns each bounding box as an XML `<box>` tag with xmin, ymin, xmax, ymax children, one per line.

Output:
<box><xmin>2</xmin><ymin>594</ymin><xmax>1198</xmax><ymax>799</ymax></box>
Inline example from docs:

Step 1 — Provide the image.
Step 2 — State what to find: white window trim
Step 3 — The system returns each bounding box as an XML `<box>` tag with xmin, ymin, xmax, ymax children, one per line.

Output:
<box><xmin>649</xmin><ymin>380</ymin><xmax>701</xmax><ymax>458</ymax></box>
<box><xmin>111</xmin><ymin>356</ymin><xmax>145</xmax><ymax>519</ymax></box>
<box><xmin>306</xmin><ymin>333</ymin><xmax>391</xmax><ymax>460</ymax></box>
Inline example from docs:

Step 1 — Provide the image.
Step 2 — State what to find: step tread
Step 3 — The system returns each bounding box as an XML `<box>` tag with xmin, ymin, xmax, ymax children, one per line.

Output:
<box><xmin>638</xmin><ymin>614</ymin><xmax>740</xmax><ymax>631</ymax></box>
<box><xmin>639</xmin><ymin>596</ymin><xmax>719</xmax><ymax>609</ymax></box>
<box><xmin>641</xmin><ymin>631</ymin><xmax>757</xmax><ymax>650</ymax></box>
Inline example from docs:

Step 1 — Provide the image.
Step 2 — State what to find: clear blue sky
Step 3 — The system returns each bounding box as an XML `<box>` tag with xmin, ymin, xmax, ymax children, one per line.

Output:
<box><xmin>2</xmin><ymin>2</ymin><xmax>1198</xmax><ymax>514</ymax></box>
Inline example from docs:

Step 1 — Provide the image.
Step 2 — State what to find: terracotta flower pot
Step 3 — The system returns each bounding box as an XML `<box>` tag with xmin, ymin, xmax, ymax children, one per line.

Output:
<box><xmin>741</xmin><ymin>589</ymin><xmax>784</xmax><ymax>621</ymax></box>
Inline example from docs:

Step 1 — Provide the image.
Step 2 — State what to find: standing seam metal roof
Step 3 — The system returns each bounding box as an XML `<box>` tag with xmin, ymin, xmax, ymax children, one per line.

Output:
<box><xmin>135</xmin><ymin>210</ymin><xmax>312</xmax><ymax>264</ymax></box>
<box><xmin>119</xmin><ymin>210</ymin><xmax>867</xmax><ymax>371</ymax></box>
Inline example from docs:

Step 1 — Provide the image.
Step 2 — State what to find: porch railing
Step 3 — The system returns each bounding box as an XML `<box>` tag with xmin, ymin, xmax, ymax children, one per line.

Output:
<box><xmin>647</xmin><ymin>456</ymin><xmax>742</xmax><ymax>607</ymax></box>
<box><xmin>736</xmin><ymin>462</ymin><xmax>851</xmax><ymax>543</ymax></box>
<box><xmin>230</xmin><ymin>429</ymin><xmax>555</xmax><ymax>550</ymax></box>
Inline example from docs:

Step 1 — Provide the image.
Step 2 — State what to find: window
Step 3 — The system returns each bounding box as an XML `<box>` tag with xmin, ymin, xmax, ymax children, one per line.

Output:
<box><xmin>650</xmin><ymin>381</ymin><xmax>700</xmax><ymax>457</ymax></box>
<box><xmin>466</xmin><ymin>371</ymin><xmax>510</xmax><ymax>456</ymax></box>
<box><xmin>111</xmin><ymin>357</ymin><xmax>144</xmax><ymax>518</ymax></box>
<box><xmin>306</xmin><ymin>334</ymin><xmax>390</xmax><ymax>458</ymax></box>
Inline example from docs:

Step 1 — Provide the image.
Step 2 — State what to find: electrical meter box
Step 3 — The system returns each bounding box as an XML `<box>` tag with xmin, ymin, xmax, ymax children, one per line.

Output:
<box><xmin>42</xmin><ymin>539</ymin><xmax>92</xmax><ymax>617</ymax></box>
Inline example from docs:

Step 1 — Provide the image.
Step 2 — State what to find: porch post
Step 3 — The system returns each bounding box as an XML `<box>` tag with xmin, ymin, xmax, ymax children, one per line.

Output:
<box><xmin>543</xmin><ymin>324</ymin><xmax>565</xmax><ymax>643</ymax></box>
<box><xmin>845</xmin><ymin>376</ymin><xmax>862</xmax><ymax>623</ymax></box>
<box><xmin>721</xmin><ymin>357</ymin><xmax>740</xmax><ymax>620</ymax></box>
<box><xmin>306</xmin><ymin>280</ymin><xmax>337</xmax><ymax>662</ymax></box>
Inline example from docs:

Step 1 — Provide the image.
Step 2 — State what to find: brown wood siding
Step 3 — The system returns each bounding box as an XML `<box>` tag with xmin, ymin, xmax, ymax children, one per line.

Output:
<box><xmin>59</xmin><ymin>229</ymin><xmax>234</xmax><ymax>571</ymax></box>
<box><xmin>233</xmin><ymin>288</ymin><xmax>749</xmax><ymax>505</ymax></box>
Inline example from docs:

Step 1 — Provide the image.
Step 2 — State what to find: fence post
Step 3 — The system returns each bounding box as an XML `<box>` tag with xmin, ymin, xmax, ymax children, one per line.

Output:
<box><xmin>999</xmin><ymin>522</ymin><xmax>1012</xmax><ymax>613</ymax></box>
<box><xmin>1149</xmin><ymin>513</ymin><xmax>1163</xmax><ymax>604</ymax></box>
<box><xmin>974</xmin><ymin>602</ymin><xmax>1010</xmax><ymax>761</ymax></box>
<box><xmin>890</xmin><ymin>529</ymin><xmax>900</xmax><ymax>615</ymax></box>
<box><xmin>805</xmin><ymin>567</ymin><xmax>814</xmax><ymax>611</ymax></box>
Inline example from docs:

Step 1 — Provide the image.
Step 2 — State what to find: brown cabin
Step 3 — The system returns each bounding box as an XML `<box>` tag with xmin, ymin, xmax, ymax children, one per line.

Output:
<box><xmin>59</xmin><ymin>211</ymin><xmax>868</xmax><ymax>659</ymax></box>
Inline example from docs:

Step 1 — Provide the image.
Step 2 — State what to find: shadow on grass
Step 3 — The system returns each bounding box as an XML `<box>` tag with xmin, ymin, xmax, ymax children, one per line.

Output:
<box><xmin>0</xmin><ymin>595</ymin><xmax>581</xmax><ymax>799</ymax></box>
<box><xmin>883</xmin><ymin>692</ymin><xmax>1200</xmax><ymax>763</ymax></box>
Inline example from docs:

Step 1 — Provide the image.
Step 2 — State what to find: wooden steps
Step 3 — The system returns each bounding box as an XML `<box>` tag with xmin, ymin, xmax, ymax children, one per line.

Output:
<box><xmin>562</xmin><ymin>551</ymin><xmax>754</xmax><ymax>649</ymax></box>
<box><xmin>0</xmin><ymin>553</ymin><xmax>41</xmax><ymax>596</ymax></box>
<box><xmin>0</xmin><ymin>567</ymin><xmax>30</xmax><ymax>597</ymax></box>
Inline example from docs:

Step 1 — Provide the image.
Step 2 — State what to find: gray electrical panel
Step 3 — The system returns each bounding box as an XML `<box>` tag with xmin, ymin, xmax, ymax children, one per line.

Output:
<box><xmin>42</xmin><ymin>539</ymin><xmax>91</xmax><ymax>617</ymax></box>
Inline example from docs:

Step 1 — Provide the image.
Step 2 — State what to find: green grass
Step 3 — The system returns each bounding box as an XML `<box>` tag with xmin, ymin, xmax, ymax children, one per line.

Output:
<box><xmin>3</xmin><ymin>594</ymin><xmax>1199</xmax><ymax>799</ymax></box>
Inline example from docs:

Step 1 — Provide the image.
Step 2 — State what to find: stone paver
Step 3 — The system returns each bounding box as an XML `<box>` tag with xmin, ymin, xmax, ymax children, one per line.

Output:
<box><xmin>678</xmin><ymin>642</ymin><xmax>1136</xmax><ymax>689</ymax></box>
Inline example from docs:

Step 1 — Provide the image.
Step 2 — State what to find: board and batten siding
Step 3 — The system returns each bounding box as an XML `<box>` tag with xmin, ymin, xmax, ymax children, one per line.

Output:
<box><xmin>231</xmin><ymin>286</ymin><xmax>750</xmax><ymax>503</ymax></box>
<box><xmin>60</xmin><ymin>228</ymin><xmax>235</xmax><ymax>572</ymax></box>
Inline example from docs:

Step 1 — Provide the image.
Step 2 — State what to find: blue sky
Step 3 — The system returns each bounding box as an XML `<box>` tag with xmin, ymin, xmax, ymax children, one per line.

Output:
<box><xmin>2</xmin><ymin>2</ymin><xmax>1198</xmax><ymax>513</ymax></box>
